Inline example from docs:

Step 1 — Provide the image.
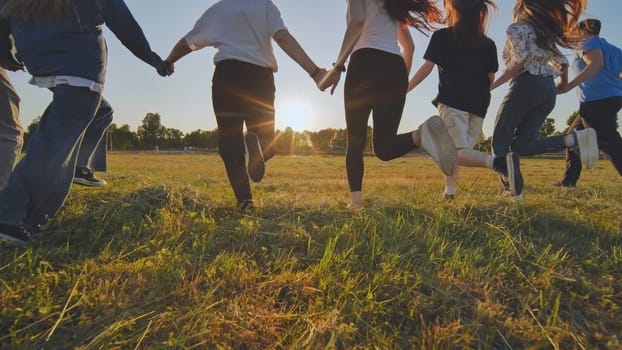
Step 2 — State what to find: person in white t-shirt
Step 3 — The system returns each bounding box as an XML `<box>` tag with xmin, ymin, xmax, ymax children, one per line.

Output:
<box><xmin>166</xmin><ymin>0</ymin><xmax>328</xmax><ymax>213</ymax></box>
<box><xmin>319</xmin><ymin>0</ymin><xmax>457</xmax><ymax>208</ymax></box>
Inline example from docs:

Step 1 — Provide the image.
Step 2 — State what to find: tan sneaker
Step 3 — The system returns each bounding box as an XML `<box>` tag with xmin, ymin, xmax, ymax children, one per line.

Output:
<box><xmin>419</xmin><ymin>116</ymin><xmax>457</xmax><ymax>176</ymax></box>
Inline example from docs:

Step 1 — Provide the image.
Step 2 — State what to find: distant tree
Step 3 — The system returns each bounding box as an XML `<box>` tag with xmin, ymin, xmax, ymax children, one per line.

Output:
<box><xmin>109</xmin><ymin>123</ymin><xmax>137</xmax><ymax>150</ymax></box>
<box><xmin>538</xmin><ymin>117</ymin><xmax>557</xmax><ymax>138</ymax></box>
<box><xmin>566</xmin><ymin>111</ymin><xmax>580</xmax><ymax>127</ymax></box>
<box><xmin>162</xmin><ymin>127</ymin><xmax>185</xmax><ymax>149</ymax></box>
<box><xmin>366</xmin><ymin>126</ymin><xmax>374</xmax><ymax>154</ymax></box>
<box><xmin>276</xmin><ymin>127</ymin><xmax>295</xmax><ymax>155</ymax></box>
<box><xmin>137</xmin><ymin>113</ymin><xmax>165</xmax><ymax>150</ymax></box>
<box><xmin>310</xmin><ymin>128</ymin><xmax>343</xmax><ymax>153</ymax></box>
<box><xmin>183</xmin><ymin>129</ymin><xmax>218</xmax><ymax>149</ymax></box>
<box><xmin>22</xmin><ymin>116</ymin><xmax>42</xmax><ymax>149</ymax></box>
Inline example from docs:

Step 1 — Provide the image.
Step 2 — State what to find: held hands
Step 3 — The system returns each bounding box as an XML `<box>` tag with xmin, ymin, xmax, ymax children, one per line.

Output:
<box><xmin>317</xmin><ymin>68</ymin><xmax>342</xmax><ymax>94</ymax></box>
<box><xmin>556</xmin><ymin>82</ymin><xmax>573</xmax><ymax>94</ymax></box>
<box><xmin>151</xmin><ymin>52</ymin><xmax>173</xmax><ymax>77</ymax></box>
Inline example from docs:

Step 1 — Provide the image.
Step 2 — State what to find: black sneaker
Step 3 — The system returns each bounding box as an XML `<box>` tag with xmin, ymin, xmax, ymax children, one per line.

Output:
<box><xmin>506</xmin><ymin>152</ymin><xmax>523</xmax><ymax>197</ymax></box>
<box><xmin>73</xmin><ymin>167</ymin><xmax>107</xmax><ymax>187</ymax></box>
<box><xmin>245</xmin><ymin>133</ymin><xmax>265</xmax><ymax>183</ymax></box>
<box><xmin>0</xmin><ymin>223</ymin><xmax>34</xmax><ymax>246</ymax></box>
<box><xmin>238</xmin><ymin>199</ymin><xmax>255</xmax><ymax>214</ymax></box>
<box><xmin>552</xmin><ymin>181</ymin><xmax>576</xmax><ymax>189</ymax></box>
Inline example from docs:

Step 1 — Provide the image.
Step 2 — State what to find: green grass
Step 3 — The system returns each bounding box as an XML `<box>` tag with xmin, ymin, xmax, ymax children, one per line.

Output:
<box><xmin>1</xmin><ymin>153</ymin><xmax>621</xmax><ymax>349</ymax></box>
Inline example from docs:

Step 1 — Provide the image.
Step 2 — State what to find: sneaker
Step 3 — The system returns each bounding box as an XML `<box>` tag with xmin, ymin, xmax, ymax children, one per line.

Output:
<box><xmin>552</xmin><ymin>181</ymin><xmax>576</xmax><ymax>189</ymax></box>
<box><xmin>238</xmin><ymin>199</ymin><xmax>255</xmax><ymax>214</ymax></box>
<box><xmin>418</xmin><ymin>116</ymin><xmax>457</xmax><ymax>176</ymax></box>
<box><xmin>506</xmin><ymin>152</ymin><xmax>523</xmax><ymax>197</ymax></box>
<box><xmin>0</xmin><ymin>223</ymin><xmax>34</xmax><ymax>246</ymax></box>
<box><xmin>73</xmin><ymin>167</ymin><xmax>107</xmax><ymax>187</ymax></box>
<box><xmin>443</xmin><ymin>193</ymin><xmax>455</xmax><ymax>200</ymax></box>
<box><xmin>573</xmin><ymin>128</ymin><xmax>599</xmax><ymax>169</ymax></box>
<box><xmin>244</xmin><ymin>133</ymin><xmax>265</xmax><ymax>183</ymax></box>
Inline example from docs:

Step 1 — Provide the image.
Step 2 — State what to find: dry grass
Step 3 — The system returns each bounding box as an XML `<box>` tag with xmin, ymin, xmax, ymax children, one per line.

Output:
<box><xmin>1</xmin><ymin>153</ymin><xmax>620</xmax><ymax>349</ymax></box>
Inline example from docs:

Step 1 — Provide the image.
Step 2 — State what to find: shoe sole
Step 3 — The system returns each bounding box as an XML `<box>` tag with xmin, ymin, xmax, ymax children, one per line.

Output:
<box><xmin>420</xmin><ymin>116</ymin><xmax>457</xmax><ymax>176</ymax></box>
<box><xmin>577</xmin><ymin>128</ymin><xmax>599</xmax><ymax>169</ymax></box>
<box><xmin>0</xmin><ymin>232</ymin><xmax>28</xmax><ymax>246</ymax></box>
<box><xmin>245</xmin><ymin>133</ymin><xmax>265</xmax><ymax>183</ymax></box>
<box><xmin>506</xmin><ymin>152</ymin><xmax>523</xmax><ymax>197</ymax></box>
<box><xmin>73</xmin><ymin>178</ymin><xmax>107</xmax><ymax>187</ymax></box>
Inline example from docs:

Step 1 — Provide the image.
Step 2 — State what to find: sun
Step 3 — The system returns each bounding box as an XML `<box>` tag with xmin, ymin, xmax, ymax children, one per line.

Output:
<box><xmin>276</xmin><ymin>98</ymin><xmax>314</xmax><ymax>132</ymax></box>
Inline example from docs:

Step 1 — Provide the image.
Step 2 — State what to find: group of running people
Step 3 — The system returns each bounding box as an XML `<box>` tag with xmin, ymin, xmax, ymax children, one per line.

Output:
<box><xmin>0</xmin><ymin>0</ymin><xmax>620</xmax><ymax>246</ymax></box>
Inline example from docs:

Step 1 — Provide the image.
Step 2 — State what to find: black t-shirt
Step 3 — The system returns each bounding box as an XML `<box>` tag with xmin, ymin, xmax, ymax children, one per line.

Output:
<box><xmin>424</xmin><ymin>28</ymin><xmax>498</xmax><ymax>117</ymax></box>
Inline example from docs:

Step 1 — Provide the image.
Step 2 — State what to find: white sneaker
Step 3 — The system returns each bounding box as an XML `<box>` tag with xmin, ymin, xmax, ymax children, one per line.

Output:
<box><xmin>574</xmin><ymin>128</ymin><xmax>599</xmax><ymax>169</ymax></box>
<box><xmin>419</xmin><ymin>116</ymin><xmax>457</xmax><ymax>176</ymax></box>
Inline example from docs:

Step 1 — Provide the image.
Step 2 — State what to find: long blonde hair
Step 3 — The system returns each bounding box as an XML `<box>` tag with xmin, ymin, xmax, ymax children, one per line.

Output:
<box><xmin>513</xmin><ymin>0</ymin><xmax>587</xmax><ymax>53</ymax></box>
<box><xmin>1</xmin><ymin>0</ymin><xmax>76</xmax><ymax>23</ymax></box>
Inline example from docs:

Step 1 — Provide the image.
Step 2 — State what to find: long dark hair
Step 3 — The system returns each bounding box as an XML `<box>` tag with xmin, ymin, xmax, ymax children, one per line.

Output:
<box><xmin>445</xmin><ymin>0</ymin><xmax>497</xmax><ymax>47</ymax></box>
<box><xmin>383</xmin><ymin>0</ymin><xmax>443</xmax><ymax>33</ymax></box>
<box><xmin>513</xmin><ymin>0</ymin><xmax>587</xmax><ymax>53</ymax></box>
<box><xmin>1</xmin><ymin>0</ymin><xmax>76</xmax><ymax>23</ymax></box>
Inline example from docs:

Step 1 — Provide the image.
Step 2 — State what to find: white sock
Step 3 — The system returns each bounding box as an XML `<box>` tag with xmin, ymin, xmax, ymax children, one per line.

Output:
<box><xmin>445</xmin><ymin>185</ymin><xmax>456</xmax><ymax>196</ymax></box>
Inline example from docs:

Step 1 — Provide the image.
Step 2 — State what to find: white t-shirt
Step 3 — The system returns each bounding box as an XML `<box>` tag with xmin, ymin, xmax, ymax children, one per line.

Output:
<box><xmin>184</xmin><ymin>0</ymin><xmax>287</xmax><ymax>72</ymax></box>
<box><xmin>352</xmin><ymin>0</ymin><xmax>401</xmax><ymax>56</ymax></box>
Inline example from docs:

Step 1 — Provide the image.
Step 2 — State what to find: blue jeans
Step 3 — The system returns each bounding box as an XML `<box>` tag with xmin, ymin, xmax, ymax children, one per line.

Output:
<box><xmin>0</xmin><ymin>85</ymin><xmax>107</xmax><ymax>226</ymax></box>
<box><xmin>77</xmin><ymin>101</ymin><xmax>112</xmax><ymax>172</ymax></box>
<box><xmin>492</xmin><ymin>73</ymin><xmax>565</xmax><ymax>157</ymax></box>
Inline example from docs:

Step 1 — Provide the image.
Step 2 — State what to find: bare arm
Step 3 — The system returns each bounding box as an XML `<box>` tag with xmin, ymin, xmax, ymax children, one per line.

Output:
<box><xmin>273</xmin><ymin>29</ymin><xmax>319</xmax><ymax>76</ymax></box>
<box><xmin>398</xmin><ymin>23</ymin><xmax>414</xmax><ymax>74</ymax></box>
<box><xmin>166</xmin><ymin>38</ymin><xmax>193</xmax><ymax>64</ymax></box>
<box><xmin>490</xmin><ymin>62</ymin><xmax>524</xmax><ymax>90</ymax></box>
<box><xmin>318</xmin><ymin>0</ymin><xmax>366</xmax><ymax>92</ymax></box>
<box><xmin>558</xmin><ymin>49</ymin><xmax>604</xmax><ymax>94</ymax></box>
<box><xmin>408</xmin><ymin>60</ymin><xmax>434</xmax><ymax>92</ymax></box>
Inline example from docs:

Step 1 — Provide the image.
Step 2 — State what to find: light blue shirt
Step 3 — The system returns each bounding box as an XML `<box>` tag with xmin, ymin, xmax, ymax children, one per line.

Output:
<box><xmin>573</xmin><ymin>37</ymin><xmax>622</xmax><ymax>102</ymax></box>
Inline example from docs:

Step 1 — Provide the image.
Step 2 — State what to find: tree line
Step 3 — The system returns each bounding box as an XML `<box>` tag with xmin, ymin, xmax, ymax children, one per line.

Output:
<box><xmin>23</xmin><ymin>111</ymin><xmax>579</xmax><ymax>155</ymax></box>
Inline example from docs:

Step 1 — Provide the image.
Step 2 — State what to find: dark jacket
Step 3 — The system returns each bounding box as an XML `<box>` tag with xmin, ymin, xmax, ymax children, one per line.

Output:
<box><xmin>0</xmin><ymin>0</ymin><xmax>164</xmax><ymax>84</ymax></box>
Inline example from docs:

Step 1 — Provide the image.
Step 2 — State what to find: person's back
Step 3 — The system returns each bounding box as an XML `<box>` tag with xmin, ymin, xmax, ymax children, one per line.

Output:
<box><xmin>4</xmin><ymin>0</ymin><xmax>163</xmax><ymax>85</ymax></box>
<box><xmin>576</xmin><ymin>37</ymin><xmax>622</xmax><ymax>102</ymax></box>
<box><xmin>427</xmin><ymin>27</ymin><xmax>497</xmax><ymax>117</ymax></box>
<box><xmin>186</xmin><ymin>0</ymin><xmax>284</xmax><ymax>71</ymax></box>
<box><xmin>352</xmin><ymin>0</ymin><xmax>400</xmax><ymax>56</ymax></box>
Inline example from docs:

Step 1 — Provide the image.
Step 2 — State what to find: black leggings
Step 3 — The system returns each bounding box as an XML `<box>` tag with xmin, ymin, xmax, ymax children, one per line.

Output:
<box><xmin>344</xmin><ymin>48</ymin><xmax>415</xmax><ymax>192</ymax></box>
<box><xmin>212</xmin><ymin>60</ymin><xmax>275</xmax><ymax>203</ymax></box>
<box><xmin>562</xmin><ymin>96</ymin><xmax>622</xmax><ymax>185</ymax></box>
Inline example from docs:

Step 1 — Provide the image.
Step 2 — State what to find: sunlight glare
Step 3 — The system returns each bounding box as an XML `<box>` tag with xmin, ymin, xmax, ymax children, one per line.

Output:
<box><xmin>276</xmin><ymin>98</ymin><xmax>314</xmax><ymax>131</ymax></box>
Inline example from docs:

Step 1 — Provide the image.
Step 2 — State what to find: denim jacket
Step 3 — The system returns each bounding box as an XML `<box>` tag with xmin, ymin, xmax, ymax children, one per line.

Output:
<box><xmin>0</xmin><ymin>0</ymin><xmax>163</xmax><ymax>85</ymax></box>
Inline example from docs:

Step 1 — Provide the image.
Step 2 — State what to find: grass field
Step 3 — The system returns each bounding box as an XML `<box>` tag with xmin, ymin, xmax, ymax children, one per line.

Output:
<box><xmin>1</xmin><ymin>153</ymin><xmax>621</xmax><ymax>349</ymax></box>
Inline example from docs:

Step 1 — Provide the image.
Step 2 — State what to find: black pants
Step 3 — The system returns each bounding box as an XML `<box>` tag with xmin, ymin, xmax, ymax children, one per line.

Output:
<box><xmin>212</xmin><ymin>60</ymin><xmax>275</xmax><ymax>203</ymax></box>
<box><xmin>561</xmin><ymin>96</ymin><xmax>622</xmax><ymax>185</ymax></box>
<box><xmin>344</xmin><ymin>48</ymin><xmax>415</xmax><ymax>192</ymax></box>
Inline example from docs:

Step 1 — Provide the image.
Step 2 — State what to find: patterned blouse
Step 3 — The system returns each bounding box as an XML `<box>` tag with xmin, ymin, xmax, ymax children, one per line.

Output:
<box><xmin>502</xmin><ymin>21</ymin><xmax>569</xmax><ymax>77</ymax></box>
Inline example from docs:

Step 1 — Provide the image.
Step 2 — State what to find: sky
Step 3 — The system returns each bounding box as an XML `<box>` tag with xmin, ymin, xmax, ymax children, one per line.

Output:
<box><xmin>6</xmin><ymin>0</ymin><xmax>622</xmax><ymax>137</ymax></box>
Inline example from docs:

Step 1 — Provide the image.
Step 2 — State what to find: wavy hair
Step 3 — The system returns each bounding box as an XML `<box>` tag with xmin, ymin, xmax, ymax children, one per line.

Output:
<box><xmin>513</xmin><ymin>0</ymin><xmax>587</xmax><ymax>52</ymax></box>
<box><xmin>1</xmin><ymin>0</ymin><xmax>76</xmax><ymax>23</ymax></box>
<box><xmin>445</xmin><ymin>0</ymin><xmax>497</xmax><ymax>47</ymax></box>
<box><xmin>383</xmin><ymin>0</ymin><xmax>444</xmax><ymax>33</ymax></box>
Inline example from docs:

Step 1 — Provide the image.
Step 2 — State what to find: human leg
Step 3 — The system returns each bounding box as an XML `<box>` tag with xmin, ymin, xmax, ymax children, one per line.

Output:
<box><xmin>0</xmin><ymin>69</ymin><xmax>22</xmax><ymax>189</ymax></box>
<box><xmin>580</xmin><ymin>96</ymin><xmax>622</xmax><ymax>176</ymax></box>
<box><xmin>0</xmin><ymin>85</ymin><xmax>102</xmax><ymax>228</ymax></box>
<box><xmin>74</xmin><ymin>98</ymin><xmax>113</xmax><ymax>187</ymax></box>
<box><xmin>216</xmin><ymin>115</ymin><xmax>252</xmax><ymax>205</ymax></box>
